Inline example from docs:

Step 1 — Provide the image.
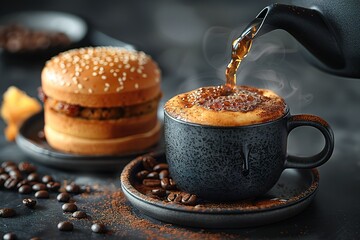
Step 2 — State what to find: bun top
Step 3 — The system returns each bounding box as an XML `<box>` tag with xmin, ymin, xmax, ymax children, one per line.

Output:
<box><xmin>164</xmin><ymin>85</ymin><xmax>287</xmax><ymax>126</ymax></box>
<box><xmin>42</xmin><ymin>47</ymin><xmax>161</xmax><ymax>107</ymax></box>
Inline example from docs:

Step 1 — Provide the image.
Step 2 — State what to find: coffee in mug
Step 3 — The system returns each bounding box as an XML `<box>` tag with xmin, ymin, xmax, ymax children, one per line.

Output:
<box><xmin>164</xmin><ymin>86</ymin><xmax>334</xmax><ymax>201</ymax></box>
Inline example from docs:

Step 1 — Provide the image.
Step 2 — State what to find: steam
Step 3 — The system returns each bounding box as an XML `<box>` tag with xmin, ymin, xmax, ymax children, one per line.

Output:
<box><xmin>201</xmin><ymin>26</ymin><xmax>314</xmax><ymax>112</ymax></box>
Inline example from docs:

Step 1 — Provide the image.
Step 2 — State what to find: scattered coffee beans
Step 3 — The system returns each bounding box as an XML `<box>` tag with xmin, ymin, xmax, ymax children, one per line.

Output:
<box><xmin>32</xmin><ymin>183</ymin><xmax>47</xmax><ymax>191</ymax></box>
<box><xmin>2</xmin><ymin>232</ymin><xmax>17</xmax><ymax>240</ymax></box>
<box><xmin>72</xmin><ymin>211</ymin><xmax>87</xmax><ymax>219</ymax></box>
<box><xmin>57</xmin><ymin>192</ymin><xmax>71</xmax><ymax>202</ymax></box>
<box><xmin>46</xmin><ymin>182</ymin><xmax>61</xmax><ymax>192</ymax></box>
<box><xmin>4</xmin><ymin>178</ymin><xmax>18</xmax><ymax>190</ymax></box>
<box><xmin>151</xmin><ymin>188</ymin><xmax>166</xmax><ymax>197</ymax></box>
<box><xmin>153</xmin><ymin>163</ymin><xmax>168</xmax><ymax>172</ymax></box>
<box><xmin>41</xmin><ymin>175</ymin><xmax>53</xmax><ymax>183</ymax></box>
<box><xmin>18</xmin><ymin>185</ymin><xmax>32</xmax><ymax>194</ymax></box>
<box><xmin>91</xmin><ymin>223</ymin><xmax>106</xmax><ymax>233</ymax></box>
<box><xmin>136</xmin><ymin>170</ymin><xmax>149</xmax><ymax>180</ymax></box>
<box><xmin>22</xmin><ymin>198</ymin><xmax>37</xmax><ymax>208</ymax></box>
<box><xmin>141</xmin><ymin>156</ymin><xmax>157</xmax><ymax>171</ymax></box>
<box><xmin>57</xmin><ymin>221</ymin><xmax>73</xmax><ymax>231</ymax></box>
<box><xmin>18</xmin><ymin>162</ymin><xmax>36</xmax><ymax>173</ymax></box>
<box><xmin>62</xmin><ymin>203</ymin><xmax>77</xmax><ymax>213</ymax></box>
<box><xmin>65</xmin><ymin>183</ymin><xmax>80</xmax><ymax>194</ymax></box>
<box><xmin>143</xmin><ymin>179</ymin><xmax>161</xmax><ymax>187</ymax></box>
<box><xmin>0</xmin><ymin>208</ymin><xmax>16</xmax><ymax>218</ymax></box>
<box><xmin>35</xmin><ymin>190</ymin><xmax>49</xmax><ymax>199</ymax></box>
<box><xmin>27</xmin><ymin>173</ymin><xmax>40</xmax><ymax>182</ymax></box>
<box><xmin>136</xmin><ymin>155</ymin><xmax>199</xmax><ymax>206</ymax></box>
<box><xmin>159</xmin><ymin>170</ymin><xmax>169</xmax><ymax>179</ymax></box>
<box><xmin>161</xmin><ymin>177</ymin><xmax>176</xmax><ymax>190</ymax></box>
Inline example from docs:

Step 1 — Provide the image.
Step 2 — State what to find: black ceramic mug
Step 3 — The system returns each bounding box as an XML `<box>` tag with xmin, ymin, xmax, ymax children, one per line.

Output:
<box><xmin>164</xmin><ymin>109</ymin><xmax>334</xmax><ymax>201</ymax></box>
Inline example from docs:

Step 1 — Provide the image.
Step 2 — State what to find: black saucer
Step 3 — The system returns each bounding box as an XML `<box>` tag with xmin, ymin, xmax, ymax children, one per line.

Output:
<box><xmin>121</xmin><ymin>153</ymin><xmax>319</xmax><ymax>228</ymax></box>
<box><xmin>16</xmin><ymin>111</ymin><xmax>164</xmax><ymax>172</ymax></box>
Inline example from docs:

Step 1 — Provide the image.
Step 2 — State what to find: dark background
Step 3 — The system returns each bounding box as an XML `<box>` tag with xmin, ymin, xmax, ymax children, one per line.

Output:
<box><xmin>1</xmin><ymin>0</ymin><xmax>360</xmax><ymax>239</ymax></box>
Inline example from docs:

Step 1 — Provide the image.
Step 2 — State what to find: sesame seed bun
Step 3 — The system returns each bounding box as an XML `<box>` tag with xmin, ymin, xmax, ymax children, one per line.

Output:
<box><xmin>41</xmin><ymin>47</ymin><xmax>161</xmax><ymax>107</ymax></box>
<box><xmin>41</xmin><ymin>47</ymin><xmax>162</xmax><ymax>155</ymax></box>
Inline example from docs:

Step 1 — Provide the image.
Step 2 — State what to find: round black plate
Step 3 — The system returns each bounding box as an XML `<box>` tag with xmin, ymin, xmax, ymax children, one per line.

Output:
<box><xmin>16</xmin><ymin>111</ymin><xmax>164</xmax><ymax>172</ymax></box>
<box><xmin>0</xmin><ymin>11</ymin><xmax>88</xmax><ymax>56</ymax></box>
<box><xmin>121</xmin><ymin>153</ymin><xmax>319</xmax><ymax>228</ymax></box>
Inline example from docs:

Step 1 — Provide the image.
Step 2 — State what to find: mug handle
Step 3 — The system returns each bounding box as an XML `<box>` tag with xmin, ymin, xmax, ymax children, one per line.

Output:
<box><xmin>284</xmin><ymin>114</ymin><xmax>334</xmax><ymax>169</ymax></box>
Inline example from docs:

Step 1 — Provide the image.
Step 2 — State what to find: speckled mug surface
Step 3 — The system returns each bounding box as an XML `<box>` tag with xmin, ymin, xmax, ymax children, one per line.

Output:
<box><xmin>164</xmin><ymin>109</ymin><xmax>334</xmax><ymax>201</ymax></box>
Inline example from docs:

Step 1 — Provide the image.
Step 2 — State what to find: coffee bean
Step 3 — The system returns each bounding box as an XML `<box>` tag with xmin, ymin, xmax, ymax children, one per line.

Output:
<box><xmin>91</xmin><ymin>223</ymin><xmax>106</xmax><ymax>233</ymax></box>
<box><xmin>22</xmin><ymin>198</ymin><xmax>37</xmax><ymax>208</ymax></box>
<box><xmin>151</xmin><ymin>188</ymin><xmax>166</xmax><ymax>197</ymax></box>
<box><xmin>4</xmin><ymin>178</ymin><xmax>19</xmax><ymax>190</ymax></box>
<box><xmin>57</xmin><ymin>221</ymin><xmax>73</xmax><ymax>231</ymax></box>
<box><xmin>153</xmin><ymin>163</ymin><xmax>168</xmax><ymax>172</ymax></box>
<box><xmin>0</xmin><ymin>173</ymin><xmax>10</xmax><ymax>181</ymax></box>
<box><xmin>32</xmin><ymin>183</ymin><xmax>47</xmax><ymax>191</ymax></box>
<box><xmin>16</xmin><ymin>179</ymin><xmax>29</xmax><ymax>189</ymax></box>
<box><xmin>181</xmin><ymin>193</ymin><xmax>197</xmax><ymax>206</ymax></box>
<box><xmin>65</xmin><ymin>183</ymin><xmax>80</xmax><ymax>194</ymax></box>
<box><xmin>5</xmin><ymin>165</ymin><xmax>18</xmax><ymax>173</ymax></box>
<box><xmin>0</xmin><ymin>167</ymin><xmax>4</xmax><ymax>174</ymax></box>
<box><xmin>62</xmin><ymin>203</ymin><xmax>77</xmax><ymax>212</ymax></box>
<box><xmin>146</xmin><ymin>171</ymin><xmax>159</xmax><ymax>179</ymax></box>
<box><xmin>57</xmin><ymin>192</ymin><xmax>71</xmax><ymax>202</ymax></box>
<box><xmin>27</xmin><ymin>173</ymin><xmax>40</xmax><ymax>182</ymax></box>
<box><xmin>18</xmin><ymin>162</ymin><xmax>36</xmax><ymax>173</ymax></box>
<box><xmin>8</xmin><ymin>170</ymin><xmax>22</xmax><ymax>180</ymax></box>
<box><xmin>18</xmin><ymin>185</ymin><xmax>32</xmax><ymax>194</ymax></box>
<box><xmin>167</xmin><ymin>192</ymin><xmax>178</xmax><ymax>202</ymax></box>
<box><xmin>0</xmin><ymin>208</ymin><xmax>16</xmax><ymax>217</ymax></box>
<box><xmin>41</xmin><ymin>175</ymin><xmax>53</xmax><ymax>183</ymax></box>
<box><xmin>34</xmin><ymin>190</ymin><xmax>49</xmax><ymax>199</ymax></box>
<box><xmin>136</xmin><ymin>170</ymin><xmax>149</xmax><ymax>180</ymax></box>
<box><xmin>161</xmin><ymin>178</ymin><xmax>176</xmax><ymax>190</ymax></box>
<box><xmin>72</xmin><ymin>210</ymin><xmax>87</xmax><ymax>219</ymax></box>
<box><xmin>1</xmin><ymin>161</ymin><xmax>16</xmax><ymax>168</ymax></box>
<box><xmin>46</xmin><ymin>182</ymin><xmax>61</xmax><ymax>192</ymax></box>
<box><xmin>3</xmin><ymin>232</ymin><xmax>17</xmax><ymax>240</ymax></box>
<box><xmin>141</xmin><ymin>155</ymin><xmax>157</xmax><ymax>171</ymax></box>
<box><xmin>142</xmin><ymin>179</ymin><xmax>161</xmax><ymax>187</ymax></box>
<box><xmin>159</xmin><ymin>170</ymin><xmax>169</xmax><ymax>180</ymax></box>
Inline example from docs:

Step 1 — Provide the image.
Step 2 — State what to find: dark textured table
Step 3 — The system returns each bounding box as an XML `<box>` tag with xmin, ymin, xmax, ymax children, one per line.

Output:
<box><xmin>1</xmin><ymin>0</ymin><xmax>360</xmax><ymax>239</ymax></box>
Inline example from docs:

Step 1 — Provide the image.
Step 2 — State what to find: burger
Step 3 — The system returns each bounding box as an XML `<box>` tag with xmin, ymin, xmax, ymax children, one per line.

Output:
<box><xmin>40</xmin><ymin>47</ymin><xmax>162</xmax><ymax>155</ymax></box>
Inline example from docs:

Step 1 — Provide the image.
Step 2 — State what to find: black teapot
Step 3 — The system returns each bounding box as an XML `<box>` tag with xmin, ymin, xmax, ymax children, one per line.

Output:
<box><xmin>244</xmin><ymin>1</ymin><xmax>360</xmax><ymax>78</ymax></box>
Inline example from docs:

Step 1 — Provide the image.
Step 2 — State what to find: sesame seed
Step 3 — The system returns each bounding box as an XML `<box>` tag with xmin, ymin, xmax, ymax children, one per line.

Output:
<box><xmin>104</xmin><ymin>88</ymin><xmax>109</xmax><ymax>92</ymax></box>
<box><xmin>142</xmin><ymin>74</ymin><xmax>147</xmax><ymax>78</ymax></box>
<box><xmin>88</xmin><ymin>88</ymin><xmax>93</xmax><ymax>93</ymax></box>
<box><xmin>113</xmin><ymin>73</ymin><xmax>118</xmax><ymax>77</ymax></box>
<box><xmin>92</xmin><ymin>72</ymin><xmax>98</xmax><ymax>76</ymax></box>
<box><xmin>84</xmin><ymin>77</ymin><xmax>89</xmax><ymax>81</ymax></box>
<box><xmin>116</xmin><ymin>87</ymin><xmax>123</xmax><ymax>92</ymax></box>
<box><xmin>101</xmin><ymin>75</ymin><xmax>107</xmax><ymax>80</ymax></box>
<box><xmin>78</xmin><ymin>84</ymin><xmax>83</xmax><ymax>89</ymax></box>
<box><xmin>134</xmin><ymin>83</ymin><xmax>139</xmax><ymax>89</ymax></box>
<box><xmin>66</xmin><ymin>82</ymin><xmax>71</xmax><ymax>87</ymax></box>
<box><xmin>74</xmin><ymin>90</ymin><xmax>79</xmax><ymax>93</ymax></box>
<box><xmin>62</xmin><ymin>69</ymin><xmax>68</xmax><ymax>74</ymax></box>
<box><xmin>105</xmin><ymin>83</ymin><xmax>110</xmax><ymax>87</ymax></box>
<box><xmin>72</xmin><ymin>77</ymin><xmax>78</xmax><ymax>84</ymax></box>
<box><xmin>75</xmin><ymin>72</ymin><xmax>80</xmax><ymax>77</ymax></box>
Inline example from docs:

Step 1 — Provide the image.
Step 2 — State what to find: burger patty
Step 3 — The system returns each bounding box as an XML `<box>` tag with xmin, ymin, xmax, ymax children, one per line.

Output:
<box><xmin>39</xmin><ymin>90</ymin><xmax>159</xmax><ymax>120</ymax></box>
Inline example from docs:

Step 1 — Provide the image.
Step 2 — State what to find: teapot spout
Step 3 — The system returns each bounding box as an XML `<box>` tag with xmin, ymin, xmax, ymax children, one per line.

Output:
<box><xmin>248</xmin><ymin>4</ymin><xmax>344</xmax><ymax>69</ymax></box>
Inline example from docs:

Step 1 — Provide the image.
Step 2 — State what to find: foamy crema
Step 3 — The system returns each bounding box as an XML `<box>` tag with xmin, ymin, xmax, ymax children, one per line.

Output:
<box><xmin>164</xmin><ymin>85</ymin><xmax>287</xmax><ymax>126</ymax></box>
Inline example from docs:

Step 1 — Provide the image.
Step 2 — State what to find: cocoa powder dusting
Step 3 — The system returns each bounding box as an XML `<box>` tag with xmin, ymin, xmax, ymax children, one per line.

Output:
<box><xmin>83</xmin><ymin>187</ymin><xmax>238</xmax><ymax>239</ymax></box>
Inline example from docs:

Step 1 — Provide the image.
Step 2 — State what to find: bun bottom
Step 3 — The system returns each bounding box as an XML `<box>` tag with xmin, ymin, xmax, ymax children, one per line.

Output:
<box><xmin>44</xmin><ymin>121</ymin><xmax>161</xmax><ymax>155</ymax></box>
